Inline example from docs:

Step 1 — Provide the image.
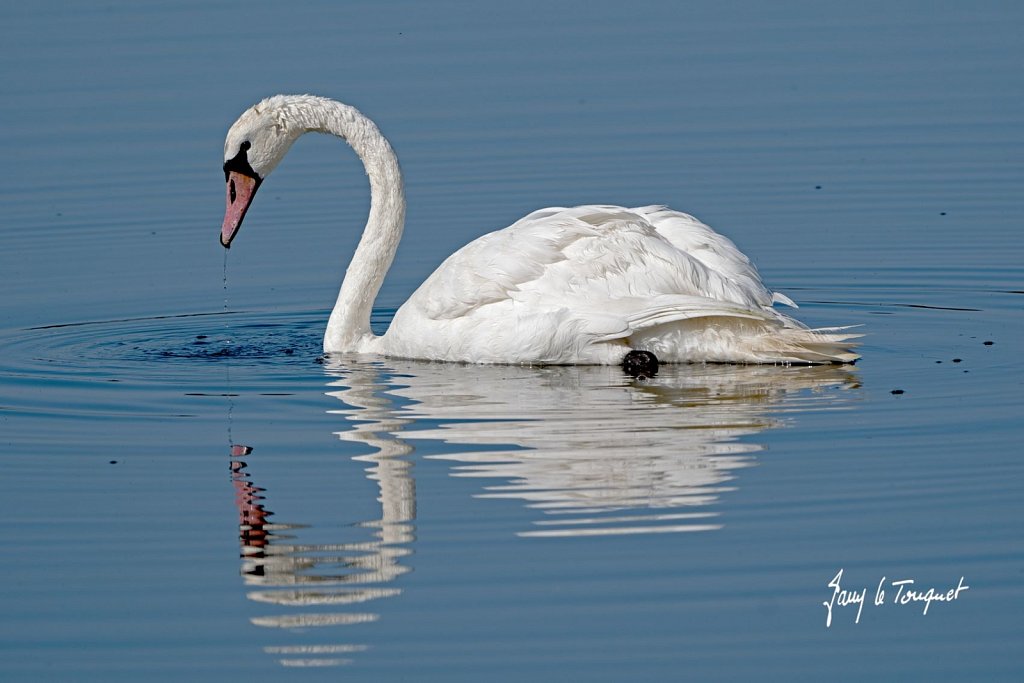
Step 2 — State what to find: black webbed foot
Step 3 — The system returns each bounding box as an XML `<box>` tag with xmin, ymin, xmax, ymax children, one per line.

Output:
<box><xmin>622</xmin><ymin>350</ymin><xmax>659</xmax><ymax>379</ymax></box>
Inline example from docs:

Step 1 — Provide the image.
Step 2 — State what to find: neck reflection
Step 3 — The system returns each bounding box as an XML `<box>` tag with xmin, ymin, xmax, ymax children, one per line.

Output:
<box><xmin>230</xmin><ymin>359</ymin><xmax>856</xmax><ymax>667</ymax></box>
<box><xmin>324</xmin><ymin>360</ymin><xmax>858</xmax><ymax>537</ymax></box>
<box><xmin>228</xmin><ymin>362</ymin><xmax>417</xmax><ymax>667</ymax></box>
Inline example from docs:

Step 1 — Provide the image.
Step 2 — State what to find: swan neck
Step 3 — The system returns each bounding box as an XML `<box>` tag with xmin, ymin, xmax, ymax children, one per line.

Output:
<box><xmin>314</xmin><ymin>100</ymin><xmax>405</xmax><ymax>353</ymax></box>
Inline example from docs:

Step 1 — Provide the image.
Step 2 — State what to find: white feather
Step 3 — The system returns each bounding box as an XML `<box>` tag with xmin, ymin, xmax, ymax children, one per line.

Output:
<box><xmin>222</xmin><ymin>95</ymin><xmax>860</xmax><ymax>365</ymax></box>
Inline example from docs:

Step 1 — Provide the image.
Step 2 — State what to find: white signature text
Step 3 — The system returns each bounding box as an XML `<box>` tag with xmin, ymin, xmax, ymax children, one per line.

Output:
<box><xmin>823</xmin><ymin>568</ymin><xmax>969</xmax><ymax>628</ymax></box>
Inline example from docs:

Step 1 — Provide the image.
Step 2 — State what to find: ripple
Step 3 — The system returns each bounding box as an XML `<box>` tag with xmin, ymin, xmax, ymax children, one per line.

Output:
<box><xmin>0</xmin><ymin>308</ymin><xmax>330</xmax><ymax>430</ymax></box>
<box><xmin>1</xmin><ymin>309</ymin><xmax>326</xmax><ymax>381</ymax></box>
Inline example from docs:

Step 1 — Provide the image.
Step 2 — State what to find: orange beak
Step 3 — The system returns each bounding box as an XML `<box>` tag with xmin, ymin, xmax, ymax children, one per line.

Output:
<box><xmin>221</xmin><ymin>170</ymin><xmax>261</xmax><ymax>248</ymax></box>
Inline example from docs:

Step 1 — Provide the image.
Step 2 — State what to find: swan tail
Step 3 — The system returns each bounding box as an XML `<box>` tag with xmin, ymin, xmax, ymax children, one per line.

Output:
<box><xmin>731</xmin><ymin>325</ymin><xmax>863</xmax><ymax>364</ymax></box>
<box><xmin>594</xmin><ymin>299</ymin><xmax>862</xmax><ymax>364</ymax></box>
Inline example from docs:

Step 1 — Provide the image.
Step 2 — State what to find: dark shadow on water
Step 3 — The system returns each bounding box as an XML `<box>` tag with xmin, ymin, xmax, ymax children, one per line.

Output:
<box><xmin>26</xmin><ymin>310</ymin><xmax>244</xmax><ymax>331</ymax></box>
<box><xmin>807</xmin><ymin>300</ymin><xmax>982</xmax><ymax>312</ymax></box>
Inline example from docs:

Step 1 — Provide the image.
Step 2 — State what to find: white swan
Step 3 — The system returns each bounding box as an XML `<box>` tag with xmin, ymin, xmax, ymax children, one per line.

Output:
<box><xmin>221</xmin><ymin>94</ymin><xmax>859</xmax><ymax>365</ymax></box>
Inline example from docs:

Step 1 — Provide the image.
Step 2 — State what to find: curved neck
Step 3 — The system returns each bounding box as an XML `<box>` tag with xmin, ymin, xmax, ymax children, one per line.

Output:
<box><xmin>297</xmin><ymin>99</ymin><xmax>404</xmax><ymax>352</ymax></box>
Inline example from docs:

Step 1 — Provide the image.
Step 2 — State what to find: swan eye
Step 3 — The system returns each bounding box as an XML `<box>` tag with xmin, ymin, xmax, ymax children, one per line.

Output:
<box><xmin>230</xmin><ymin>178</ymin><xmax>237</xmax><ymax>203</ymax></box>
<box><xmin>223</xmin><ymin>140</ymin><xmax>260</xmax><ymax>182</ymax></box>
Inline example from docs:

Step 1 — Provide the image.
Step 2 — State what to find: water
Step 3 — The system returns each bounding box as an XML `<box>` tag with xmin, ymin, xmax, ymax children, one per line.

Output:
<box><xmin>2</xmin><ymin>1</ymin><xmax>1022</xmax><ymax>680</ymax></box>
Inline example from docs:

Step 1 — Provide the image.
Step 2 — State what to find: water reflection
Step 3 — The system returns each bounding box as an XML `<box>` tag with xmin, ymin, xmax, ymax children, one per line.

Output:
<box><xmin>324</xmin><ymin>360</ymin><xmax>859</xmax><ymax>538</ymax></box>
<box><xmin>228</xmin><ymin>385</ymin><xmax>416</xmax><ymax>667</ymax></box>
<box><xmin>231</xmin><ymin>359</ymin><xmax>856</xmax><ymax>667</ymax></box>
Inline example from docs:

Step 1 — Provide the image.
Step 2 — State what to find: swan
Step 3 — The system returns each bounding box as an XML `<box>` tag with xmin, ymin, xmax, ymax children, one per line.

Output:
<box><xmin>221</xmin><ymin>94</ymin><xmax>859</xmax><ymax>365</ymax></box>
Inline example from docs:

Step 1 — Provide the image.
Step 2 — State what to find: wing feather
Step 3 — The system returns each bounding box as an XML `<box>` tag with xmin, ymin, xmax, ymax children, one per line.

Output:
<box><xmin>386</xmin><ymin>205</ymin><xmax>853</xmax><ymax>363</ymax></box>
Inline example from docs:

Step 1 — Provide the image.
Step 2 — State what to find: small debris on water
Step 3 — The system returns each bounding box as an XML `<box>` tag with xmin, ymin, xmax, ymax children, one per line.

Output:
<box><xmin>890</xmin><ymin>389</ymin><xmax>905</xmax><ymax>395</ymax></box>
<box><xmin>952</xmin><ymin>358</ymin><xmax>962</xmax><ymax>363</ymax></box>
<box><xmin>983</xmin><ymin>340</ymin><xmax>993</xmax><ymax>346</ymax></box>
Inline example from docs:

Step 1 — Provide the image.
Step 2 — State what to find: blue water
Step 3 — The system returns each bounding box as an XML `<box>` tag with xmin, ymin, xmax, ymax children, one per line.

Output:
<box><xmin>2</xmin><ymin>1</ymin><xmax>1022</xmax><ymax>680</ymax></box>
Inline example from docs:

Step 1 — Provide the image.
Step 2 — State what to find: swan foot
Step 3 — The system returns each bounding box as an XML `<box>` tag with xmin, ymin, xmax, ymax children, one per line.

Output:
<box><xmin>622</xmin><ymin>350</ymin><xmax>659</xmax><ymax>379</ymax></box>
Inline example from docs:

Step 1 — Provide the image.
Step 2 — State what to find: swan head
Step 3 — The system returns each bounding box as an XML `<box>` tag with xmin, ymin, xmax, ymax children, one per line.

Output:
<box><xmin>221</xmin><ymin>97</ymin><xmax>304</xmax><ymax>247</ymax></box>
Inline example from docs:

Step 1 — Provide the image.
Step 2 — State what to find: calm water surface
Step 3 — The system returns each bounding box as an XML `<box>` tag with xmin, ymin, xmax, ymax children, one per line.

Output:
<box><xmin>1</xmin><ymin>2</ymin><xmax>1022</xmax><ymax>681</ymax></box>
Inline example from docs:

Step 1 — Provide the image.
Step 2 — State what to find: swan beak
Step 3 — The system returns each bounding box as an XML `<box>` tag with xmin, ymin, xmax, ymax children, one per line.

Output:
<box><xmin>221</xmin><ymin>170</ymin><xmax>261</xmax><ymax>248</ymax></box>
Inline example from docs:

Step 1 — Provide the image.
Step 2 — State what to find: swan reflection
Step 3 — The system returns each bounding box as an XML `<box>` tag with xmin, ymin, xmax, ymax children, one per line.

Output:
<box><xmin>324</xmin><ymin>359</ymin><xmax>858</xmax><ymax>538</ymax></box>
<box><xmin>228</xmin><ymin>370</ymin><xmax>417</xmax><ymax>667</ymax></box>
<box><xmin>231</xmin><ymin>358</ymin><xmax>855</xmax><ymax>667</ymax></box>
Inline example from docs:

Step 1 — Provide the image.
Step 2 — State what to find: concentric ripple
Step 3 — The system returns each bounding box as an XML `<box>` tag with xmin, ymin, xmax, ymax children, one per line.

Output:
<box><xmin>31</xmin><ymin>309</ymin><xmax>320</xmax><ymax>364</ymax></box>
<box><xmin>0</xmin><ymin>308</ymin><xmax>335</xmax><ymax>431</ymax></box>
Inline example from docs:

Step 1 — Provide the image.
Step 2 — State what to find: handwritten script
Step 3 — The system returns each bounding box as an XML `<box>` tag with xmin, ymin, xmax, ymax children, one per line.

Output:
<box><xmin>823</xmin><ymin>568</ymin><xmax>969</xmax><ymax>628</ymax></box>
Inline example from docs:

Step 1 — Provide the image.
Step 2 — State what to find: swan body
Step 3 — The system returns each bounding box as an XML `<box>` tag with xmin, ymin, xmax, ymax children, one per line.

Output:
<box><xmin>222</xmin><ymin>95</ymin><xmax>859</xmax><ymax>364</ymax></box>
